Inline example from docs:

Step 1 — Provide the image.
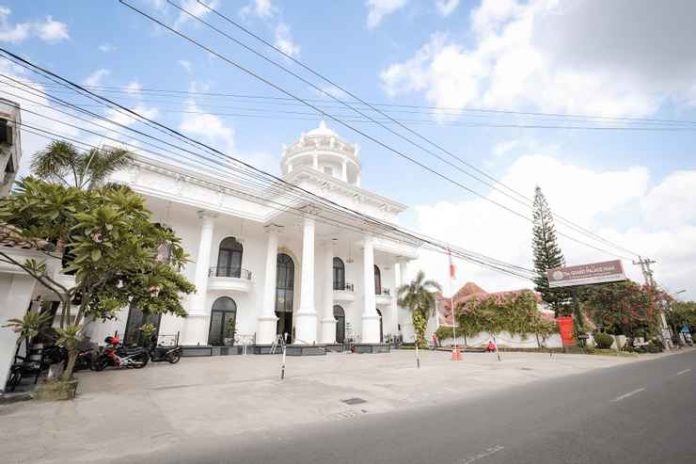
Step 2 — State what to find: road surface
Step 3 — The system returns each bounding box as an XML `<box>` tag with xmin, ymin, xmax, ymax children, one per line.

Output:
<box><xmin>120</xmin><ymin>350</ymin><xmax>696</xmax><ymax>463</ymax></box>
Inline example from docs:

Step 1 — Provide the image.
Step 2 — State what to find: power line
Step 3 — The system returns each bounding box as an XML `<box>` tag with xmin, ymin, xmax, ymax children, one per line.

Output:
<box><xmin>119</xmin><ymin>1</ymin><xmax>636</xmax><ymax>261</ymax></box>
<box><xmin>185</xmin><ymin>0</ymin><xmax>644</xmax><ymax>258</ymax></box>
<box><xmin>0</xmin><ymin>51</ymin><xmax>536</xmax><ymax>280</ymax></box>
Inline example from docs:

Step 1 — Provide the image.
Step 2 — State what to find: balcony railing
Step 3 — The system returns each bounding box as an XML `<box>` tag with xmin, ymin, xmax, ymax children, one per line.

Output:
<box><xmin>334</xmin><ymin>283</ymin><xmax>354</xmax><ymax>292</ymax></box>
<box><xmin>209</xmin><ymin>267</ymin><xmax>252</xmax><ymax>280</ymax></box>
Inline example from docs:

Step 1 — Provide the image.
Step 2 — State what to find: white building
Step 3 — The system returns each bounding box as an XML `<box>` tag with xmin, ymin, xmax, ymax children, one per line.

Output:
<box><xmin>0</xmin><ymin>98</ymin><xmax>21</xmax><ymax>196</ymax></box>
<box><xmin>84</xmin><ymin>122</ymin><xmax>421</xmax><ymax>354</ymax></box>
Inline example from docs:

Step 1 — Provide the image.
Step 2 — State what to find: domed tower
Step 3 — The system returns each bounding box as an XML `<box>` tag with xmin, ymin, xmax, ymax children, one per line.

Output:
<box><xmin>281</xmin><ymin>121</ymin><xmax>361</xmax><ymax>186</ymax></box>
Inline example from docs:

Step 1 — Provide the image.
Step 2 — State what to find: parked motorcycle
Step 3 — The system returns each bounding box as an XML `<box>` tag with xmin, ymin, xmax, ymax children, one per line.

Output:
<box><xmin>93</xmin><ymin>336</ymin><xmax>149</xmax><ymax>371</ymax></box>
<box><xmin>147</xmin><ymin>344</ymin><xmax>183</xmax><ymax>364</ymax></box>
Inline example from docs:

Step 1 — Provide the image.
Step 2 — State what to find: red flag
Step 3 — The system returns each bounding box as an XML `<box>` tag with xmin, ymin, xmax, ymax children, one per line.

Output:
<box><xmin>448</xmin><ymin>249</ymin><xmax>456</xmax><ymax>279</ymax></box>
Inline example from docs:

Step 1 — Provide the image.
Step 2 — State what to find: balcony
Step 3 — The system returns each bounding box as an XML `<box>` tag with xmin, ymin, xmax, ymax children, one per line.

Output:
<box><xmin>333</xmin><ymin>282</ymin><xmax>355</xmax><ymax>302</ymax></box>
<box><xmin>207</xmin><ymin>267</ymin><xmax>253</xmax><ymax>292</ymax></box>
<box><xmin>376</xmin><ymin>287</ymin><xmax>393</xmax><ymax>305</ymax></box>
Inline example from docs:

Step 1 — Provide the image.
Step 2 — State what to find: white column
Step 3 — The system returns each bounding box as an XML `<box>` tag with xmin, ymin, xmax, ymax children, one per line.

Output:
<box><xmin>361</xmin><ymin>236</ymin><xmax>380</xmax><ymax>343</ymax></box>
<box><xmin>312</xmin><ymin>154</ymin><xmax>319</xmax><ymax>170</ymax></box>
<box><xmin>319</xmin><ymin>243</ymin><xmax>336</xmax><ymax>344</ymax></box>
<box><xmin>295</xmin><ymin>217</ymin><xmax>318</xmax><ymax>344</ymax></box>
<box><xmin>341</xmin><ymin>159</ymin><xmax>348</xmax><ymax>182</ymax></box>
<box><xmin>398</xmin><ymin>261</ymin><xmax>415</xmax><ymax>343</ymax></box>
<box><xmin>356</xmin><ymin>173</ymin><xmax>361</xmax><ymax>187</ymax></box>
<box><xmin>183</xmin><ymin>211</ymin><xmax>215</xmax><ymax>345</ymax></box>
<box><xmin>256</xmin><ymin>225</ymin><xmax>280</xmax><ymax>344</ymax></box>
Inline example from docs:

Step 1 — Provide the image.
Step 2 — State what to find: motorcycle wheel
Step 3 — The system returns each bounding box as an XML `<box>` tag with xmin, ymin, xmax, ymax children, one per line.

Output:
<box><xmin>93</xmin><ymin>357</ymin><xmax>109</xmax><ymax>372</ymax></box>
<box><xmin>167</xmin><ymin>352</ymin><xmax>182</xmax><ymax>364</ymax></box>
<box><xmin>132</xmin><ymin>352</ymin><xmax>149</xmax><ymax>369</ymax></box>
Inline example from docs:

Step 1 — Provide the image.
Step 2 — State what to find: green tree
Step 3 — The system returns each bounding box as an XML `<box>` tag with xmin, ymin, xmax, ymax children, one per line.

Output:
<box><xmin>0</xmin><ymin>177</ymin><xmax>194</xmax><ymax>382</ymax></box>
<box><xmin>31</xmin><ymin>140</ymin><xmax>132</xmax><ymax>191</ymax></box>
<box><xmin>579</xmin><ymin>281</ymin><xmax>661</xmax><ymax>337</ymax></box>
<box><xmin>667</xmin><ymin>301</ymin><xmax>696</xmax><ymax>335</ymax></box>
<box><xmin>532</xmin><ymin>186</ymin><xmax>568</xmax><ymax>316</ymax></box>
<box><xmin>397</xmin><ymin>270</ymin><xmax>441</xmax><ymax>349</ymax></box>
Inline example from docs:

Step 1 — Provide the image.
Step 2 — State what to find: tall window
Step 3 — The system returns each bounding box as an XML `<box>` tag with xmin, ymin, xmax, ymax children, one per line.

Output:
<box><xmin>333</xmin><ymin>257</ymin><xmax>345</xmax><ymax>290</ymax></box>
<box><xmin>374</xmin><ymin>265</ymin><xmax>382</xmax><ymax>295</ymax></box>
<box><xmin>208</xmin><ymin>297</ymin><xmax>237</xmax><ymax>346</ymax></box>
<box><xmin>217</xmin><ymin>237</ymin><xmax>243</xmax><ymax>278</ymax></box>
<box><xmin>275</xmin><ymin>253</ymin><xmax>295</xmax><ymax>342</ymax></box>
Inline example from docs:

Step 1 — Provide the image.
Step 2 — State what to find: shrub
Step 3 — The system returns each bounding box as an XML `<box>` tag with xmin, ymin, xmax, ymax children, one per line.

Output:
<box><xmin>594</xmin><ymin>332</ymin><xmax>614</xmax><ymax>349</ymax></box>
<box><xmin>647</xmin><ymin>339</ymin><xmax>663</xmax><ymax>353</ymax></box>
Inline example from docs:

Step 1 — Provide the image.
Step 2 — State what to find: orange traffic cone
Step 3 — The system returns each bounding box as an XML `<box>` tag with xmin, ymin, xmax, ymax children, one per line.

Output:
<box><xmin>451</xmin><ymin>347</ymin><xmax>462</xmax><ymax>361</ymax></box>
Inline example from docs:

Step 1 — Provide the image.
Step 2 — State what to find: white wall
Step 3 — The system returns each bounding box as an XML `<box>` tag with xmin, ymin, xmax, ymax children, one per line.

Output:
<box><xmin>439</xmin><ymin>332</ymin><xmax>563</xmax><ymax>349</ymax></box>
<box><xmin>0</xmin><ymin>272</ymin><xmax>37</xmax><ymax>391</ymax></box>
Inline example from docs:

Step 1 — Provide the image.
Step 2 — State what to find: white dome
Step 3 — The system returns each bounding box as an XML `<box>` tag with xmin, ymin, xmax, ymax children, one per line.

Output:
<box><xmin>306</xmin><ymin>120</ymin><xmax>336</xmax><ymax>137</ymax></box>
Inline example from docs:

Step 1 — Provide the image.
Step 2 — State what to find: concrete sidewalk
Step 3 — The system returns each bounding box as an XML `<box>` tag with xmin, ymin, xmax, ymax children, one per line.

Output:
<box><xmin>0</xmin><ymin>350</ymin><xmax>676</xmax><ymax>464</ymax></box>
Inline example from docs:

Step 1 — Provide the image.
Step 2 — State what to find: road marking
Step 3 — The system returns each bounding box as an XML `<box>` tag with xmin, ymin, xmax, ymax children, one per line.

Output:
<box><xmin>611</xmin><ymin>388</ymin><xmax>645</xmax><ymax>402</ymax></box>
<box><xmin>460</xmin><ymin>445</ymin><xmax>504</xmax><ymax>463</ymax></box>
<box><xmin>676</xmin><ymin>369</ymin><xmax>691</xmax><ymax>376</ymax></box>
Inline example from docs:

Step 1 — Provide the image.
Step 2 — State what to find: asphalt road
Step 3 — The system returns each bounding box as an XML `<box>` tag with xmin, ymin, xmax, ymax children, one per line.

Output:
<box><xmin>126</xmin><ymin>350</ymin><xmax>696</xmax><ymax>464</ymax></box>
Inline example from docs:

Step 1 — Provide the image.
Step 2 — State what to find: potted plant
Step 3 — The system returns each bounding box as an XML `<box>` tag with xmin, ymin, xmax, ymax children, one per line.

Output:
<box><xmin>224</xmin><ymin>319</ymin><xmax>236</xmax><ymax>346</ymax></box>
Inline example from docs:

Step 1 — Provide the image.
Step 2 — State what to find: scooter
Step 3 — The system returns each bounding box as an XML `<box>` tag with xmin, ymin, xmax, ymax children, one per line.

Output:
<box><xmin>147</xmin><ymin>344</ymin><xmax>183</xmax><ymax>364</ymax></box>
<box><xmin>93</xmin><ymin>336</ymin><xmax>149</xmax><ymax>371</ymax></box>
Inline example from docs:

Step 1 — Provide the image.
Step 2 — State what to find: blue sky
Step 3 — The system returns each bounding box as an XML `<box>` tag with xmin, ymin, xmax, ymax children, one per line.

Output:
<box><xmin>2</xmin><ymin>0</ymin><xmax>695</xmax><ymax>296</ymax></box>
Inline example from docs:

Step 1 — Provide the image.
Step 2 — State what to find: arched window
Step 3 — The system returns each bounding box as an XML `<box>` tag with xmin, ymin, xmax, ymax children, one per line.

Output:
<box><xmin>217</xmin><ymin>237</ymin><xmax>243</xmax><ymax>278</ymax></box>
<box><xmin>208</xmin><ymin>297</ymin><xmax>237</xmax><ymax>346</ymax></box>
<box><xmin>333</xmin><ymin>257</ymin><xmax>345</xmax><ymax>290</ymax></box>
<box><xmin>374</xmin><ymin>265</ymin><xmax>382</xmax><ymax>295</ymax></box>
<box><xmin>333</xmin><ymin>305</ymin><xmax>345</xmax><ymax>343</ymax></box>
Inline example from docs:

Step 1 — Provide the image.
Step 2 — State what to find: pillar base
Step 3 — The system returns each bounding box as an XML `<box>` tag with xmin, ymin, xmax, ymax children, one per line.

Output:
<box><xmin>319</xmin><ymin>318</ymin><xmax>337</xmax><ymax>344</ymax></box>
<box><xmin>295</xmin><ymin>310</ymin><xmax>318</xmax><ymax>344</ymax></box>
<box><xmin>361</xmin><ymin>314</ymin><xmax>381</xmax><ymax>344</ymax></box>
<box><xmin>256</xmin><ymin>314</ymin><xmax>278</xmax><ymax>345</ymax></box>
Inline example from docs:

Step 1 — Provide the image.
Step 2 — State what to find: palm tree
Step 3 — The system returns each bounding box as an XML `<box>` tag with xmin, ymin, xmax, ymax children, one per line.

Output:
<box><xmin>31</xmin><ymin>141</ymin><xmax>133</xmax><ymax>191</ymax></box>
<box><xmin>398</xmin><ymin>270</ymin><xmax>441</xmax><ymax>348</ymax></box>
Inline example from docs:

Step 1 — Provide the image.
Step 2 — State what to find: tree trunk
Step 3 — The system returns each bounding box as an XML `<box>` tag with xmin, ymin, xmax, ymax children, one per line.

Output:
<box><xmin>61</xmin><ymin>349</ymin><xmax>78</xmax><ymax>382</ymax></box>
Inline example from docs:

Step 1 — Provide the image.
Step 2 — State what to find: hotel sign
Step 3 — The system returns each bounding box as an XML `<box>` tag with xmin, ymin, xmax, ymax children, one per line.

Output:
<box><xmin>547</xmin><ymin>260</ymin><xmax>626</xmax><ymax>288</ymax></box>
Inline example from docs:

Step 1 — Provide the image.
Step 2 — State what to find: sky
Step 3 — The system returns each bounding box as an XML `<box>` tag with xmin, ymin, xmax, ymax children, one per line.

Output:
<box><xmin>1</xmin><ymin>0</ymin><xmax>695</xmax><ymax>299</ymax></box>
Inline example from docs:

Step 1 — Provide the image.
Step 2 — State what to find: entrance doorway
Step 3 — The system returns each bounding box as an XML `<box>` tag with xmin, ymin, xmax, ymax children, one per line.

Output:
<box><xmin>275</xmin><ymin>253</ymin><xmax>295</xmax><ymax>343</ymax></box>
<box><xmin>333</xmin><ymin>305</ymin><xmax>345</xmax><ymax>344</ymax></box>
<box><xmin>208</xmin><ymin>297</ymin><xmax>237</xmax><ymax>346</ymax></box>
<box><xmin>124</xmin><ymin>303</ymin><xmax>161</xmax><ymax>346</ymax></box>
<box><xmin>376</xmin><ymin>308</ymin><xmax>383</xmax><ymax>343</ymax></box>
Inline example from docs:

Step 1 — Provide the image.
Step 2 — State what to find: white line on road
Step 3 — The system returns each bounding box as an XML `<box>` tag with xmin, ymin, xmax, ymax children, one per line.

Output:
<box><xmin>676</xmin><ymin>369</ymin><xmax>691</xmax><ymax>376</ymax></box>
<box><xmin>611</xmin><ymin>388</ymin><xmax>645</xmax><ymax>402</ymax></box>
<box><xmin>460</xmin><ymin>445</ymin><xmax>504</xmax><ymax>464</ymax></box>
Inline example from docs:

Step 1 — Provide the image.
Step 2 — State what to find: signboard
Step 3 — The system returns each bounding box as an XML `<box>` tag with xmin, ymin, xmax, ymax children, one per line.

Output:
<box><xmin>557</xmin><ymin>316</ymin><xmax>575</xmax><ymax>346</ymax></box>
<box><xmin>547</xmin><ymin>260</ymin><xmax>626</xmax><ymax>288</ymax></box>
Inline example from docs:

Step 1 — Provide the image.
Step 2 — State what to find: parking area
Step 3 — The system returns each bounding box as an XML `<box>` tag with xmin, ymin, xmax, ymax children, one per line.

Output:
<box><xmin>0</xmin><ymin>349</ymin><xmax>664</xmax><ymax>464</ymax></box>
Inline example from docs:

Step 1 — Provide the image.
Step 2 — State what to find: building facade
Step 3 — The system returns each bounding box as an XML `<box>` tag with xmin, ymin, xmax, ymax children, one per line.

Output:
<box><xmin>84</xmin><ymin>122</ymin><xmax>420</xmax><ymax>349</ymax></box>
<box><xmin>0</xmin><ymin>98</ymin><xmax>21</xmax><ymax>196</ymax></box>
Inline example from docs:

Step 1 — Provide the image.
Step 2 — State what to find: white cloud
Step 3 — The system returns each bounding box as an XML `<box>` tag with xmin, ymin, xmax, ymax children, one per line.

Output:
<box><xmin>274</xmin><ymin>23</ymin><xmax>300</xmax><ymax>58</ymax></box>
<box><xmin>381</xmin><ymin>0</ymin><xmax>696</xmax><ymax>118</ymax></box>
<box><xmin>366</xmin><ymin>0</ymin><xmax>408</xmax><ymax>29</ymax></box>
<box><xmin>82</xmin><ymin>69</ymin><xmax>110</xmax><ymax>87</ymax></box>
<box><xmin>492</xmin><ymin>139</ymin><xmax>518</xmax><ymax>157</ymax></box>
<box><xmin>435</xmin><ymin>0</ymin><xmax>459</xmax><ymax>17</ymax></box>
<box><xmin>98</xmin><ymin>43</ymin><xmax>116</xmax><ymax>53</ymax></box>
<box><xmin>179</xmin><ymin>99</ymin><xmax>235</xmax><ymax>154</ymax></box>
<box><xmin>124</xmin><ymin>81</ymin><xmax>142</xmax><ymax>95</ymax></box>
<box><xmin>411</xmin><ymin>150</ymin><xmax>696</xmax><ymax>300</ymax></box>
<box><xmin>105</xmin><ymin>104</ymin><xmax>160</xmax><ymax>128</ymax></box>
<box><xmin>178</xmin><ymin>59</ymin><xmax>193</xmax><ymax>73</ymax></box>
<box><xmin>174</xmin><ymin>0</ymin><xmax>219</xmax><ymax>27</ymax></box>
<box><xmin>240</xmin><ymin>0</ymin><xmax>276</xmax><ymax>19</ymax></box>
<box><xmin>0</xmin><ymin>7</ymin><xmax>69</xmax><ymax>44</ymax></box>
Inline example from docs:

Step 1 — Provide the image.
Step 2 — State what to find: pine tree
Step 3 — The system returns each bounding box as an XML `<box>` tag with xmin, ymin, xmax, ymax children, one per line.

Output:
<box><xmin>532</xmin><ymin>186</ymin><xmax>568</xmax><ymax>315</ymax></box>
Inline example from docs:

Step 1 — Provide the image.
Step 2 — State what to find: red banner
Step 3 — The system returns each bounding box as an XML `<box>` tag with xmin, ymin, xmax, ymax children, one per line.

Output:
<box><xmin>556</xmin><ymin>316</ymin><xmax>575</xmax><ymax>346</ymax></box>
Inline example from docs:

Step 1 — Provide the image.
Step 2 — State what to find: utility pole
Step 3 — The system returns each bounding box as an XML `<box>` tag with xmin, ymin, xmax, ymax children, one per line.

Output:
<box><xmin>633</xmin><ymin>257</ymin><xmax>671</xmax><ymax>348</ymax></box>
<box><xmin>632</xmin><ymin>256</ymin><xmax>656</xmax><ymax>288</ymax></box>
